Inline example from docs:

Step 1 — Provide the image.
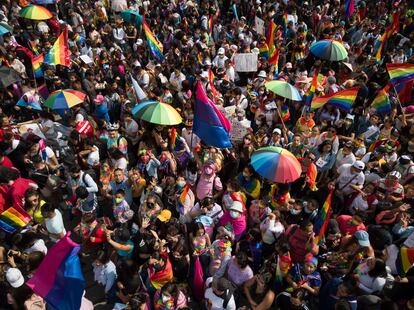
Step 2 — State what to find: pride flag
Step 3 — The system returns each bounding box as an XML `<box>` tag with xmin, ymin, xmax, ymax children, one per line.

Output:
<box><xmin>73</xmin><ymin>33</ymin><xmax>85</xmax><ymax>45</ymax></box>
<box><xmin>0</xmin><ymin>207</ymin><xmax>31</xmax><ymax>229</ymax></box>
<box><xmin>143</xmin><ymin>19</ymin><xmax>164</xmax><ymax>62</ymax></box>
<box><xmin>396</xmin><ymin>247</ymin><xmax>414</xmax><ymax>276</ymax></box>
<box><xmin>32</xmin><ymin>53</ymin><xmax>44</xmax><ymax>78</ymax></box>
<box><xmin>387</xmin><ymin>63</ymin><xmax>414</xmax><ymax>85</ymax></box>
<box><xmin>26</xmin><ymin>233</ymin><xmax>85</xmax><ymax>310</ymax></box>
<box><xmin>344</xmin><ymin>0</ymin><xmax>355</xmax><ymax>18</ymax></box>
<box><xmin>44</xmin><ymin>27</ymin><xmax>70</xmax><ymax>67</ymax></box>
<box><xmin>311</xmin><ymin>87</ymin><xmax>359</xmax><ymax>111</ymax></box>
<box><xmin>149</xmin><ymin>253</ymin><xmax>173</xmax><ymax>289</ymax></box>
<box><xmin>130</xmin><ymin>74</ymin><xmax>147</xmax><ymax>101</ymax></box>
<box><xmin>208</xmin><ymin>69</ymin><xmax>220</xmax><ymax>102</ymax></box>
<box><xmin>194</xmin><ymin>81</ymin><xmax>232</xmax><ymax>148</ymax></box>
<box><xmin>395</xmin><ymin>80</ymin><xmax>413</xmax><ymax>104</ymax></box>
<box><xmin>314</xmin><ymin>190</ymin><xmax>333</xmax><ymax>245</ymax></box>
<box><xmin>305</xmin><ymin>69</ymin><xmax>319</xmax><ymax>107</ymax></box>
<box><xmin>375</xmin><ymin>11</ymin><xmax>400</xmax><ymax>63</ymax></box>
<box><xmin>179</xmin><ymin>184</ymin><xmax>191</xmax><ymax>206</ymax></box>
<box><xmin>371</xmin><ymin>85</ymin><xmax>391</xmax><ymax>114</ymax></box>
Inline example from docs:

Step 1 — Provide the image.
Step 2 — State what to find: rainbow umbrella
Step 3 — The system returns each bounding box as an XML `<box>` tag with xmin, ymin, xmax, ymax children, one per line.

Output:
<box><xmin>20</xmin><ymin>5</ymin><xmax>53</xmax><ymax>20</ymax></box>
<box><xmin>44</xmin><ymin>89</ymin><xmax>85</xmax><ymax>109</ymax></box>
<box><xmin>132</xmin><ymin>100</ymin><xmax>182</xmax><ymax>125</ymax></box>
<box><xmin>265</xmin><ymin>81</ymin><xmax>303</xmax><ymax>101</ymax></box>
<box><xmin>251</xmin><ymin>146</ymin><xmax>302</xmax><ymax>183</ymax></box>
<box><xmin>310</xmin><ymin>40</ymin><xmax>348</xmax><ymax>61</ymax></box>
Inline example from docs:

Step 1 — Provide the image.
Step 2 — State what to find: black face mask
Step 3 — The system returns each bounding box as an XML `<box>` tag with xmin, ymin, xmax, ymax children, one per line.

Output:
<box><xmin>154</xmin><ymin>263</ymin><xmax>163</xmax><ymax>272</ymax></box>
<box><xmin>147</xmin><ymin>202</ymin><xmax>155</xmax><ymax>209</ymax></box>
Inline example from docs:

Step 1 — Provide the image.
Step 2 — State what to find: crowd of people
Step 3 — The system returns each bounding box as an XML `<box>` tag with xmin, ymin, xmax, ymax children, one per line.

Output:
<box><xmin>0</xmin><ymin>0</ymin><xmax>414</xmax><ymax>309</ymax></box>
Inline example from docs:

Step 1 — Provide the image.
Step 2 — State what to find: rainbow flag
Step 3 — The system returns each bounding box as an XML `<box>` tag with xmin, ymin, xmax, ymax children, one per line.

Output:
<box><xmin>149</xmin><ymin>253</ymin><xmax>173</xmax><ymax>289</ymax></box>
<box><xmin>170</xmin><ymin>127</ymin><xmax>182</xmax><ymax>151</ymax></box>
<box><xmin>281</xmin><ymin>12</ymin><xmax>288</xmax><ymax>38</ymax></box>
<box><xmin>396</xmin><ymin>247</ymin><xmax>414</xmax><ymax>276</ymax></box>
<box><xmin>179</xmin><ymin>184</ymin><xmax>191</xmax><ymax>205</ymax></box>
<box><xmin>306</xmin><ymin>163</ymin><xmax>318</xmax><ymax>191</ymax></box>
<box><xmin>371</xmin><ymin>85</ymin><xmax>391</xmax><ymax>114</ymax></box>
<box><xmin>0</xmin><ymin>206</ymin><xmax>31</xmax><ymax>229</ymax></box>
<box><xmin>208</xmin><ymin>69</ymin><xmax>220</xmax><ymax>102</ymax></box>
<box><xmin>311</xmin><ymin>87</ymin><xmax>359</xmax><ymax>111</ymax></box>
<box><xmin>74</xmin><ymin>33</ymin><xmax>85</xmax><ymax>45</ymax></box>
<box><xmin>305</xmin><ymin>69</ymin><xmax>319</xmax><ymax>107</ymax></box>
<box><xmin>344</xmin><ymin>0</ymin><xmax>355</xmax><ymax>18</ymax></box>
<box><xmin>32</xmin><ymin>53</ymin><xmax>44</xmax><ymax>78</ymax></box>
<box><xmin>143</xmin><ymin>19</ymin><xmax>164</xmax><ymax>62</ymax></box>
<box><xmin>44</xmin><ymin>27</ymin><xmax>70</xmax><ymax>67</ymax></box>
<box><xmin>387</xmin><ymin>63</ymin><xmax>414</xmax><ymax>85</ymax></box>
<box><xmin>281</xmin><ymin>105</ymin><xmax>290</xmax><ymax>122</ymax></box>
<box><xmin>314</xmin><ymin>190</ymin><xmax>333</xmax><ymax>245</ymax></box>
<box><xmin>208</xmin><ymin>15</ymin><xmax>213</xmax><ymax>43</ymax></box>
<box><xmin>259</xmin><ymin>44</ymin><xmax>269</xmax><ymax>59</ymax></box>
<box><xmin>395</xmin><ymin>80</ymin><xmax>413</xmax><ymax>104</ymax></box>
<box><xmin>375</xmin><ymin>11</ymin><xmax>400</xmax><ymax>63</ymax></box>
<box><xmin>27</xmin><ymin>234</ymin><xmax>85</xmax><ymax>310</ymax></box>
<box><xmin>269</xmin><ymin>47</ymin><xmax>280</xmax><ymax>68</ymax></box>
<box><xmin>266</xmin><ymin>21</ymin><xmax>276</xmax><ymax>51</ymax></box>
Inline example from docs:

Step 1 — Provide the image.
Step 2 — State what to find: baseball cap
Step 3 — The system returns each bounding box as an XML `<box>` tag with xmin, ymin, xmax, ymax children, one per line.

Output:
<box><xmin>353</xmin><ymin>160</ymin><xmax>365</xmax><ymax>170</ymax></box>
<box><xmin>258</xmin><ymin>70</ymin><xmax>267</xmax><ymax>78</ymax></box>
<box><xmin>273</xmin><ymin>128</ymin><xmax>282</xmax><ymax>135</ymax></box>
<box><xmin>94</xmin><ymin>94</ymin><xmax>104</xmax><ymax>103</ymax></box>
<box><xmin>6</xmin><ymin>268</ymin><xmax>24</xmax><ymax>288</ymax></box>
<box><xmin>218</xmin><ymin>47</ymin><xmax>225</xmax><ymax>55</ymax></box>
<box><xmin>345</xmin><ymin>113</ymin><xmax>354</xmax><ymax>120</ymax></box>
<box><xmin>354</xmin><ymin>230</ymin><xmax>370</xmax><ymax>247</ymax></box>
<box><xmin>389</xmin><ymin>171</ymin><xmax>401</xmax><ymax>179</ymax></box>
<box><xmin>157</xmin><ymin>209</ymin><xmax>172</xmax><ymax>222</ymax></box>
<box><xmin>230</xmin><ymin>201</ymin><xmax>244</xmax><ymax>213</ymax></box>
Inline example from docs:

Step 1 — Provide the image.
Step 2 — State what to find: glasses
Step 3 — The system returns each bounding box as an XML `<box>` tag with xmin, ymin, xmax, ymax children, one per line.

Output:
<box><xmin>308</xmin><ymin>156</ymin><xmax>315</xmax><ymax>162</ymax></box>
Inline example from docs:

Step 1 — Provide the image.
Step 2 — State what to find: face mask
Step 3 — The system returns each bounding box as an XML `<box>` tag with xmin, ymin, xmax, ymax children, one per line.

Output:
<box><xmin>304</xmin><ymin>206</ymin><xmax>313</xmax><ymax>214</ymax></box>
<box><xmin>161</xmin><ymin>295</ymin><xmax>171</xmax><ymax>304</ymax></box>
<box><xmin>258</xmin><ymin>77</ymin><xmax>264</xmax><ymax>82</ymax></box>
<box><xmin>147</xmin><ymin>202</ymin><xmax>155</xmax><ymax>209</ymax></box>
<box><xmin>115</xmin><ymin>197</ymin><xmax>123</xmax><ymax>204</ymax></box>
<box><xmin>290</xmin><ymin>209</ymin><xmax>301</xmax><ymax>215</ymax></box>
<box><xmin>345</xmin><ymin>120</ymin><xmax>352</xmax><ymax>126</ymax></box>
<box><xmin>259</xmin><ymin>90</ymin><xmax>265</xmax><ymax>95</ymax></box>
<box><xmin>230</xmin><ymin>211</ymin><xmax>240</xmax><ymax>219</ymax></box>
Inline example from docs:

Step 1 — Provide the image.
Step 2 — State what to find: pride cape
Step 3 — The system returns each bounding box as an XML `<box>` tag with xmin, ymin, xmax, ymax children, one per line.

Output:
<box><xmin>44</xmin><ymin>27</ymin><xmax>70</xmax><ymax>67</ymax></box>
<box><xmin>26</xmin><ymin>233</ymin><xmax>85</xmax><ymax>310</ymax></box>
<box><xmin>194</xmin><ymin>81</ymin><xmax>232</xmax><ymax>148</ymax></box>
<box><xmin>387</xmin><ymin>63</ymin><xmax>414</xmax><ymax>85</ymax></box>
<box><xmin>311</xmin><ymin>87</ymin><xmax>359</xmax><ymax>111</ymax></box>
<box><xmin>371</xmin><ymin>85</ymin><xmax>391</xmax><ymax>114</ymax></box>
<box><xmin>143</xmin><ymin>19</ymin><xmax>164</xmax><ymax>62</ymax></box>
<box><xmin>314</xmin><ymin>190</ymin><xmax>333</xmax><ymax>245</ymax></box>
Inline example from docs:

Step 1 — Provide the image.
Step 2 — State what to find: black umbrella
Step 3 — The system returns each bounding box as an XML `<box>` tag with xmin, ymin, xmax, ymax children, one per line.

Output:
<box><xmin>0</xmin><ymin>66</ymin><xmax>21</xmax><ymax>88</ymax></box>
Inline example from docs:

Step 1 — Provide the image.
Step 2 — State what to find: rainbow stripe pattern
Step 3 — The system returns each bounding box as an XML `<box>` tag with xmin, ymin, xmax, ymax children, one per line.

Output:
<box><xmin>32</xmin><ymin>53</ymin><xmax>44</xmax><ymax>78</ymax></box>
<box><xmin>314</xmin><ymin>190</ymin><xmax>333</xmax><ymax>245</ymax></box>
<box><xmin>375</xmin><ymin>11</ymin><xmax>400</xmax><ymax>63</ymax></box>
<box><xmin>0</xmin><ymin>206</ymin><xmax>32</xmax><ymax>233</ymax></box>
<box><xmin>74</xmin><ymin>33</ymin><xmax>85</xmax><ymax>45</ymax></box>
<box><xmin>27</xmin><ymin>234</ymin><xmax>85</xmax><ymax>310</ymax></box>
<box><xmin>387</xmin><ymin>63</ymin><xmax>414</xmax><ymax>85</ymax></box>
<box><xmin>371</xmin><ymin>85</ymin><xmax>391</xmax><ymax>114</ymax></box>
<box><xmin>44</xmin><ymin>27</ymin><xmax>70</xmax><ymax>67</ymax></box>
<box><xmin>143</xmin><ymin>19</ymin><xmax>163</xmax><ymax>62</ymax></box>
<box><xmin>179</xmin><ymin>184</ymin><xmax>191</xmax><ymax>205</ymax></box>
<box><xmin>311</xmin><ymin>87</ymin><xmax>359</xmax><ymax>111</ymax></box>
<box><xmin>396</xmin><ymin>247</ymin><xmax>414</xmax><ymax>276</ymax></box>
<box><xmin>305</xmin><ymin>70</ymin><xmax>319</xmax><ymax>106</ymax></box>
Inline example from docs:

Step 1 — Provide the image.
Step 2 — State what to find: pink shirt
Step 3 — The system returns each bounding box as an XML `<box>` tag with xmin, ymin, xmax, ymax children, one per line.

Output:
<box><xmin>219</xmin><ymin>211</ymin><xmax>247</xmax><ymax>238</ymax></box>
<box><xmin>196</xmin><ymin>174</ymin><xmax>222</xmax><ymax>200</ymax></box>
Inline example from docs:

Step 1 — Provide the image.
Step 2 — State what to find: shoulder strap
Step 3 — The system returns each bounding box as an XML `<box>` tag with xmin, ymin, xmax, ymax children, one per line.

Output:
<box><xmin>222</xmin><ymin>289</ymin><xmax>233</xmax><ymax>309</ymax></box>
<box><xmin>82</xmin><ymin>172</ymin><xmax>89</xmax><ymax>186</ymax></box>
<box><xmin>338</xmin><ymin>173</ymin><xmax>359</xmax><ymax>191</ymax></box>
<box><xmin>286</xmin><ymin>224</ymin><xmax>298</xmax><ymax>240</ymax></box>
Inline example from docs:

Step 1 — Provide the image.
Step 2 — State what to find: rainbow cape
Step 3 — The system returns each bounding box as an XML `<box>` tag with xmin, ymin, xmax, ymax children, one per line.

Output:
<box><xmin>238</xmin><ymin>173</ymin><xmax>260</xmax><ymax>199</ymax></box>
<box><xmin>371</xmin><ymin>85</ymin><xmax>391</xmax><ymax>114</ymax></box>
<box><xmin>0</xmin><ymin>207</ymin><xmax>32</xmax><ymax>233</ymax></box>
<box><xmin>311</xmin><ymin>87</ymin><xmax>359</xmax><ymax>111</ymax></box>
<box><xmin>149</xmin><ymin>254</ymin><xmax>173</xmax><ymax>289</ymax></box>
<box><xmin>396</xmin><ymin>247</ymin><xmax>414</xmax><ymax>276</ymax></box>
<box><xmin>305</xmin><ymin>69</ymin><xmax>319</xmax><ymax>106</ymax></box>
<box><xmin>314</xmin><ymin>190</ymin><xmax>333</xmax><ymax>245</ymax></box>
<box><xmin>387</xmin><ymin>63</ymin><xmax>414</xmax><ymax>85</ymax></box>
<box><xmin>143</xmin><ymin>19</ymin><xmax>164</xmax><ymax>62</ymax></box>
<box><xmin>44</xmin><ymin>27</ymin><xmax>70</xmax><ymax>67</ymax></box>
<box><xmin>26</xmin><ymin>233</ymin><xmax>85</xmax><ymax>310</ymax></box>
<box><xmin>32</xmin><ymin>53</ymin><xmax>44</xmax><ymax>78</ymax></box>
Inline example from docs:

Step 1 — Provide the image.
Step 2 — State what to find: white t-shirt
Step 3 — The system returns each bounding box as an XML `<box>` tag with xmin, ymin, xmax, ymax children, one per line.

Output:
<box><xmin>38</xmin><ymin>146</ymin><xmax>55</xmax><ymax>165</ymax></box>
<box><xmin>204</xmin><ymin>288</ymin><xmax>236</xmax><ymax>310</ymax></box>
<box><xmin>337</xmin><ymin>164</ymin><xmax>365</xmax><ymax>195</ymax></box>
<box><xmin>45</xmin><ymin>209</ymin><xmax>66</xmax><ymax>242</ymax></box>
<box><xmin>24</xmin><ymin>239</ymin><xmax>48</xmax><ymax>255</ymax></box>
<box><xmin>335</xmin><ymin>149</ymin><xmax>356</xmax><ymax>169</ymax></box>
<box><xmin>87</xmin><ymin>146</ymin><xmax>100</xmax><ymax>167</ymax></box>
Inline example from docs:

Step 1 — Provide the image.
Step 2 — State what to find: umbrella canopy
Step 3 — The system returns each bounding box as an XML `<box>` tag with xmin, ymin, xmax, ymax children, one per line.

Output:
<box><xmin>132</xmin><ymin>100</ymin><xmax>182</xmax><ymax>125</ymax></box>
<box><xmin>20</xmin><ymin>5</ymin><xmax>53</xmax><ymax>20</ymax></box>
<box><xmin>111</xmin><ymin>0</ymin><xmax>128</xmax><ymax>12</ymax></box>
<box><xmin>265</xmin><ymin>81</ymin><xmax>303</xmax><ymax>101</ymax></box>
<box><xmin>120</xmin><ymin>10</ymin><xmax>143</xmax><ymax>27</ymax></box>
<box><xmin>0</xmin><ymin>22</ymin><xmax>12</xmax><ymax>36</ymax></box>
<box><xmin>251</xmin><ymin>146</ymin><xmax>302</xmax><ymax>183</ymax></box>
<box><xmin>310</xmin><ymin>40</ymin><xmax>348</xmax><ymax>61</ymax></box>
<box><xmin>16</xmin><ymin>91</ymin><xmax>42</xmax><ymax>111</ymax></box>
<box><xmin>0</xmin><ymin>66</ymin><xmax>21</xmax><ymax>88</ymax></box>
<box><xmin>35</xmin><ymin>0</ymin><xmax>56</xmax><ymax>4</ymax></box>
<box><xmin>44</xmin><ymin>89</ymin><xmax>85</xmax><ymax>110</ymax></box>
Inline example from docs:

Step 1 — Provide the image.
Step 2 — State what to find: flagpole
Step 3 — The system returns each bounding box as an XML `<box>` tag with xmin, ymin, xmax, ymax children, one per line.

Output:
<box><xmin>391</xmin><ymin>84</ymin><xmax>405</xmax><ymax>116</ymax></box>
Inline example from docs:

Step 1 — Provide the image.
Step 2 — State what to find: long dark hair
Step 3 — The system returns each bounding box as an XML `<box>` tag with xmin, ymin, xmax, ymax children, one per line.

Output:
<box><xmin>368</xmin><ymin>259</ymin><xmax>387</xmax><ymax>278</ymax></box>
<box><xmin>161</xmin><ymin>282</ymin><xmax>180</xmax><ymax>307</ymax></box>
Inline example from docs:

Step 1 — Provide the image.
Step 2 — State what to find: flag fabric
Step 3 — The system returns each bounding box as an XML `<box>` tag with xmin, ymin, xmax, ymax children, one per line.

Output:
<box><xmin>395</xmin><ymin>80</ymin><xmax>413</xmax><ymax>104</ymax></box>
<box><xmin>208</xmin><ymin>69</ymin><xmax>220</xmax><ymax>102</ymax></box>
<box><xmin>266</xmin><ymin>21</ymin><xmax>276</xmax><ymax>51</ymax></box>
<box><xmin>344</xmin><ymin>0</ymin><xmax>355</xmax><ymax>18</ymax></box>
<box><xmin>143</xmin><ymin>19</ymin><xmax>164</xmax><ymax>62</ymax></box>
<box><xmin>73</xmin><ymin>33</ymin><xmax>85</xmax><ymax>45</ymax></box>
<box><xmin>32</xmin><ymin>53</ymin><xmax>44</xmax><ymax>78</ymax></box>
<box><xmin>0</xmin><ymin>218</ymin><xmax>15</xmax><ymax>233</ymax></box>
<box><xmin>26</xmin><ymin>233</ymin><xmax>85</xmax><ymax>310</ymax></box>
<box><xmin>305</xmin><ymin>70</ymin><xmax>319</xmax><ymax>106</ymax></box>
<box><xmin>387</xmin><ymin>63</ymin><xmax>414</xmax><ymax>85</ymax></box>
<box><xmin>375</xmin><ymin>11</ymin><xmax>400</xmax><ymax>63</ymax></box>
<box><xmin>281</xmin><ymin>105</ymin><xmax>290</xmax><ymax>122</ymax></box>
<box><xmin>44</xmin><ymin>27</ymin><xmax>70</xmax><ymax>67</ymax></box>
<box><xmin>0</xmin><ymin>206</ymin><xmax>31</xmax><ymax>228</ymax></box>
<box><xmin>396</xmin><ymin>247</ymin><xmax>414</xmax><ymax>276</ymax></box>
<box><xmin>130</xmin><ymin>74</ymin><xmax>147</xmax><ymax>100</ymax></box>
<box><xmin>314</xmin><ymin>190</ymin><xmax>333</xmax><ymax>245</ymax></box>
<box><xmin>193</xmin><ymin>256</ymin><xmax>204</xmax><ymax>301</ymax></box>
<box><xmin>38</xmin><ymin>83</ymin><xmax>50</xmax><ymax>100</ymax></box>
<box><xmin>232</xmin><ymin>3</ymin><xmax>239</xmax><ymax>21</ymax></box>
<box><xmin>311</xmin><ymin>87</ymin><xmax>359</xmax><ymax>111</ymax></box>
<box><xmin>149</xmin><ymin>253</ymin><xmax>173</xmax><ymax>289</ymax></box>
<box><xmin>281</xmin><ymin>12</ymin><xmax>288</xmax><ymax>38</ymax></box>
<box><xmin>306</xmin><ymin>163</ymin><xmax>318</xmax><ymax>191</ymax></box>
<box><xmin>267</xmin><ymin>22</ymin><xmax>280</xmax><ymax>66</ymax></box>
<box><xmin>194</xmin><ymin>81</ymin><xmax>232</xmax><ymax>148</ymax></box>
<box><xmin>179</xmin><ymin>184</ymin><xmax>191</xmax><ymax>206</ymax></box>
<box><xmin>371</xmin><ymin>85</ymin><xmax>392</xmax><ymax>114</ymax></box>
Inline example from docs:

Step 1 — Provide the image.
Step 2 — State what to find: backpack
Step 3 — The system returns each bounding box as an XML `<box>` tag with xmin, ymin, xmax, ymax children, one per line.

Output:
<box><xmin>82</xmin><ymin>169</ymin><xmax>98</xmax><ymax>185</ymax></box>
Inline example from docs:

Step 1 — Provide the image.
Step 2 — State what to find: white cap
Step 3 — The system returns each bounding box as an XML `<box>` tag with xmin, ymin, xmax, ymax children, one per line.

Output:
<box><xmin>136</xmin><ymin>38</ymin><xmax>144</xmax><ymax>46</ymax></box>
<box><xmin>258</xmin><ymin>70</ymin><xmax>267</xmax><ymax>78</ymax></box>
<box><xmin>75</xmin><ymin>114</ymin><xmax>84</xmax><ymax>123</ymax></box>
<box><xmin>230</xmin><ymin>201</ymin><xmax>244</xmax><ymax>213</ymax></box>
<box><xmin>389</xmin><ymin>171</ymin><xmax>402</xmax><ymax>179</ymax></box>
<box><xmin>353</xmin><ymin>160</ymin><xmax>365</xmax><ymax>170</ymax></box>
<box><xmin>218</xmin><ymin>47</ymin><xmax>225</xmax><ymax>55</ymax></box>
<box><xmin>252</xmin><ymin>47</ymin><xmax>260</xmax><ymax>54</ymax></box>
<box><xmin>273</xmin><ymin>128</ymin><xmax>282</xmax><ymax>135</ymax></box>
<box><xmin>6</xmin><ymin>268</ymin><xmax>24</xmax><ymax>288</ymax></box>
<box><xmin>345</xmin><ymin>113</ymin><xmax>354</xmax><ymax>120</ymax></box>
<box><xmin>204</xmin><ymin>59</ymin><xmax>212</xmax><ymax>66</ymax></box>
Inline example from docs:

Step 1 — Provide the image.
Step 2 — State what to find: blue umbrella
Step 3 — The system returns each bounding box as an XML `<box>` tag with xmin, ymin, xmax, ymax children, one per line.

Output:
<box><xmin>16</xmin><ymin>91</ymin><xmax>42</xmax><ymax>111</ymax></box>
<box><xmin>0</xmin><ymin>22</ymin><xmax>12</xmax><ymax>36</ymax></box>
<box><xmin>35</xmin><ymin>0</ymin><xmax>56</xmax><ymax>4</ymax></box>
<box><xmin>131</xmin><ymin>100</ymin><xmax>158</xmax><ymax>115</ymax></box>
<box><xmin>120</xmin><ymin>10</ymin><xmax>142</xmax><ymax>27</ymax></box>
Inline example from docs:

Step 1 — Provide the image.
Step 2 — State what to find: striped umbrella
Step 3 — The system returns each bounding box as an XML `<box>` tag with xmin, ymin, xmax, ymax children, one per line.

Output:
<box><xmin>251</xmin><ymin>146</ymin><xmax>302</xmax><ymax>183</ymax></box>
<box><xmin>265</xmin><ymin>80</ymin><xmax>303</xmax><ymax>101</ymax></box>
<box><xmin>132</xmin><ymin>100</ymin><xmax>182</xmax><ymax>125</ymax></box>
<box><xmin>19</xmin><ymin>5</ymin><xmax>53</xmax><ymax>20</ymax></box>
<box><xmin>310</xmin><ymin>40</ymin><xmax>348</xmax><ymax>61</ymax></box>
<box><xmin>44</xmin><ymin>89</ymin><xmax>86</xmax><ymax>110</ymax></box>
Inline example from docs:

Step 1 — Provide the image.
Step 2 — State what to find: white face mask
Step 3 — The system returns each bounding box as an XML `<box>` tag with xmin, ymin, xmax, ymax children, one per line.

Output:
<box><xmin>230</xmin><ymin>210</ymin><xmax>241</xmax><ymax>219</ymax></box>
<box><xmin>256</xmin><ymin>120</ymin><xmax>262</xmax><ymax>126</ymax></box>
<box><xmin>290</xmin><ymin>209</ymin><xmax>301</xmax><ymax>215</ymax></box>
<box><xmin>304</xmin><ymin>206</ymin><xmax>313</xmax><ymax>214</ymax></box>
<box><xmin>161</xmin><ymin>295</ymin><xmax>170</xmax><ymax>304</ymax></box>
